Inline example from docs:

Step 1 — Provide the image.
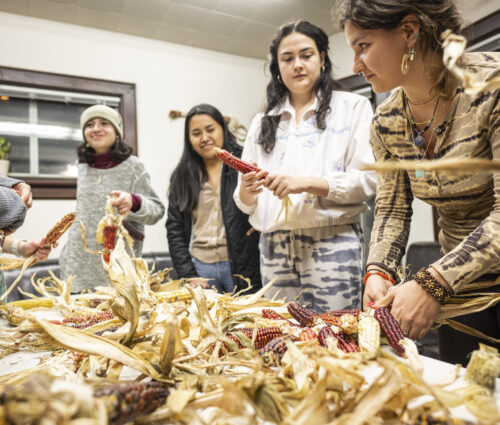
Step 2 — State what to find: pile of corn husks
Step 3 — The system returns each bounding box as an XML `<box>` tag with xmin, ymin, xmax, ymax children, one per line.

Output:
<box><xmin>0</xmin><ymin>208</ymin><xmax>499</xmax><ymax>425</ymax></box>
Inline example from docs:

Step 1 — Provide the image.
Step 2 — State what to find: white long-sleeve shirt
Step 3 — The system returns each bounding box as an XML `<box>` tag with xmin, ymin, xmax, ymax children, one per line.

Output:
<box><xmin>234</xmin><ymin>90</ymin><xmax>376</xmax><ymax>233</ymax></box>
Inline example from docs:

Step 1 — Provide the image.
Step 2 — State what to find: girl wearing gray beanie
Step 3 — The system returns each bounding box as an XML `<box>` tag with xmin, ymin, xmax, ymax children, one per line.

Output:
<box><xmin>59</xmin><ymin>105</ymin><xmax>165</xmax><ymax>292</ymax></box>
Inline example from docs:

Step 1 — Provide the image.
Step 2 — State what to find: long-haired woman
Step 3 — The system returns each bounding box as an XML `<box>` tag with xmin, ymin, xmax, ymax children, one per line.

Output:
<box><xmin>339</xmin><ymin>0</ymin><xmax>500</xmax><ymax>363</ymax></box>
<box><xmin>166</xmin><ymin>104</ymin><xmax>262</xmax><ymax>293</ymax></box>
<box><xmin>234</xmin><ymin>21</ymin><xmax>377</xmax><ymax>313</ymax></box>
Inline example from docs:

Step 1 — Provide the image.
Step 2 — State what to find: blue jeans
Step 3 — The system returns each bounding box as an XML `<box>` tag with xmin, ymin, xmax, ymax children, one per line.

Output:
<box><xmin>192</xmin><ymin>258</ymin><xmax>234</xmax><ymax>293</ymax></box>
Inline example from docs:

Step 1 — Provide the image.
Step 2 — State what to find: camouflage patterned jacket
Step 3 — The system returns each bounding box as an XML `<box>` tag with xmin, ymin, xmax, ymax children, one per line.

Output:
<box><xmin>367</xmin><ymin>52</ymin><xmax>500</xmax><ymax>292</ymax></box>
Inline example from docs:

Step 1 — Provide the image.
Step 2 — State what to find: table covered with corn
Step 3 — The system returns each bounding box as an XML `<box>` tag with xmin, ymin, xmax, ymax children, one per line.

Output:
<box><xmin>0</xmin><ymin>202</ymin><xmax>499</xmax><ymax>425</ymax></box>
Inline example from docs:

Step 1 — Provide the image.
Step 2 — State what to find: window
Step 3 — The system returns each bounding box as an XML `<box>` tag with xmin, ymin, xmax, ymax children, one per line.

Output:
<box><xmin>0</xmin><ymin>67</ymin><xmax>137</xmax><ymax>199</ymax></box>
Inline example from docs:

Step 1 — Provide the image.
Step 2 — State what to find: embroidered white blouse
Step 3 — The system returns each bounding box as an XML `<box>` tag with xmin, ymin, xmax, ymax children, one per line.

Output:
<box><xmin>234</xmin><ymin>90</ymin><xmax>377</xmax><ymax>233</ymax></box>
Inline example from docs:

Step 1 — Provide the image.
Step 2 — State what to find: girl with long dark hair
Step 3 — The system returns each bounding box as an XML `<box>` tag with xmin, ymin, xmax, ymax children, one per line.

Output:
<box><xmin>339</xmin><ymin>0</ymin><xmax>500</xmax><ymax>363</ymax></box>
<box><xmin>60</xmin><ymin>105</ymin><xmax>165</xmax><ymax>292</ymax></box>
<box><xmin>234</xmin><ymin>21</ymin><xmax>376</xmax><ymax>312</ymax></box>
<box><xmin>166</xmin><ymin>104</ymin><xmax>262</xmax><ymax>293</ymax></box>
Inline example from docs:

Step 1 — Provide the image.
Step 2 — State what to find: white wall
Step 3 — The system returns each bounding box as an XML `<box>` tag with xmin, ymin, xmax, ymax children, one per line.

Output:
<box><xmin>0</xmin><ymin>11</ymin><xmax>268</xmax><ymax>256</ymax></box>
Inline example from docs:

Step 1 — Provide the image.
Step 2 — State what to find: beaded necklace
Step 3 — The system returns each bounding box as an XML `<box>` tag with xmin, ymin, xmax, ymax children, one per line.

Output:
<box><xmin>401</xmin><ymin>90</ymin><xmax>440</xmax><ymax>147</ymax></box>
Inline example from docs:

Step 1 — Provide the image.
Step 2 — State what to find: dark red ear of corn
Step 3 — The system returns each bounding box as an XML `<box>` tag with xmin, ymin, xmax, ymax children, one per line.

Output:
<box><xmin>94</xmin><ymin>381</ymin><xmax>169</xmax><ymax>425</ymax></box>
<box><xmin>259</xmin><ymin>336</ymin><xmax>288</xmax><ymax>357</ymax></box>
<box><xmin>44</xmin><ymin>211</ymin><xmax>76</xmax><ymax>246</ymax></box>
<box><xmin>214</xmin><ymin>147</ymin><xmax>268</xmax><ymax>176</ymax></box>
<box><xmin>287</xmin><ymin>302</ymin><xmax>317</xmax><ymax>327</ymax></box>
<box><xmin>318</xmin><ymin>326</ymin><xmax>360</xmax><ymax>353</ymax></box>
<box><xmin>103</xmin><ymin>224</ymin><xmax>116</xmax><ymax>263</ymax></box>
<box><xmin>373</xmin><ymin>307</ymin><xmax>406</xmax><ymax>357</ymax></box>
<box><xmin>318</xmin><ymin>326</ymin><xmax>336</xmax><ymax>347</ymax></box>
<box><xmin>318</xmin><ymin>313</ymin><xmax>341</xmax><ymax>327</ymax></box>
<box><xmin>239</xmin><ymin>326</ymin><xmax>284</xmax><ymax>350</ymax></box>
<box><xmin>334</xmin><ymin>332</ymin><xmax>360</xmax><ymax>353</ymax></box>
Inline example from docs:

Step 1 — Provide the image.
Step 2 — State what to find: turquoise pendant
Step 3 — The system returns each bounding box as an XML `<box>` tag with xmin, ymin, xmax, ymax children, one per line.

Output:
<box><xmin>415</xmin><ymin>135</ymin><xmax>425</xmax><ymax>147</ymax></box>
<box><xmin>416</xmin><ymin>169</ymin><xmax>425</xmax><ymax>178</ymax></box>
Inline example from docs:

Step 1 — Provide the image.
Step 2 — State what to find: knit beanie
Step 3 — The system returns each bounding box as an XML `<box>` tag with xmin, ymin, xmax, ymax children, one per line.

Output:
<box><xmin>80</xmin><ymin>105</ymin><xmax>123</xmax><ymax>139</ymax></box>
<box><xmin>0</xmin><ymin>188</ymin><xmax>26</xmax><ymax>231</ymax></box>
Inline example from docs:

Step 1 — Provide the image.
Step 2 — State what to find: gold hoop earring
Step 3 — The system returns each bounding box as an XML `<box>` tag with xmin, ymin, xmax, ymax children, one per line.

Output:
<box><xmin>321</xmin><ymin>65</ymin><xmax>325</xmax><ymax>73</ymax></box>
<box><xmin>277</xmin><ymin>74</ymin><xmax>283</xmax><ymax>84</ymax></box>
<box><xmin>401</xmin><ymin>46</ymin><xmax>416</xmax><ymax>75</ymax></box>
<box><xmin>85</xmin><ymin>142</ymin><xmax>90</xmax><ymax>148</ymax></box>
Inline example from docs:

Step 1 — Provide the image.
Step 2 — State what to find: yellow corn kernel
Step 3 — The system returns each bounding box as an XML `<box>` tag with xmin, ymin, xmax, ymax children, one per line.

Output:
<box><xmin>358</xmin><ymin>314</ymin><xmax>380</xmax><ymax>353</ymax></box>
<box><xmin>153</xmin><ymin>288</ymin><xmax>193</xmax><ymax>303</ymax></box>
<box><xmin>339</xmin><ymin>314</ymin><xmax>358</xmax><ymax>335</ymax></box>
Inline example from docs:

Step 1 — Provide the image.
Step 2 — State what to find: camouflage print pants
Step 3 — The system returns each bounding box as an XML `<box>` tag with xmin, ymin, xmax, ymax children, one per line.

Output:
<box><xmin>260</xmin><ymin>223</ymin><xmax>363</xmax><ymax>313</ymax></box>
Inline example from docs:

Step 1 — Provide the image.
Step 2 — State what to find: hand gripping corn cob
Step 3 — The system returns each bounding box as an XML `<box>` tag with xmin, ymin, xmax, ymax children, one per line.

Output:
<box><xmin>287</xmin><ymin>302</ymin><xmax>317</xmax><ymax>327</ymax></box>
<box><xmin>357</xmin><ymin>314</ymin><xmax>381</xmax><ymax>353</ymax></box>
<box><xmin>213</xmin><ymin>147</ymin><xmax>292</xmax><ymax>223</ymax></box>
<box><xmin>373</xmin><ymin>307</ymin><xmax>406</xmax><ymax>357</ymax></box>
<box><xmin>94</xmin><ymin>381</ymin><xmax>169</xmax><ymax>425</ymax></box>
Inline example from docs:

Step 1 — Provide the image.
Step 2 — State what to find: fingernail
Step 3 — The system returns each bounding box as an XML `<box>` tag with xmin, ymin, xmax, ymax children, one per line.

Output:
<box><xmin>367</xmin><ymin>301</ymin><xmax>375</xmax><ymax>306</ymax></box>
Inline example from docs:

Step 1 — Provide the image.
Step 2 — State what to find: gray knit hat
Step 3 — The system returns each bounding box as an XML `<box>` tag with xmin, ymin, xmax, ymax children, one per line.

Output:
<box><xmin>80</xmin><ymin>105</ymin><xmax>123</xmax><ymax>139</ymax></box>
<box><xmin>0</xmin><ymin>187</ymin><xmax>26</xmax><ymax>231</ymax></box>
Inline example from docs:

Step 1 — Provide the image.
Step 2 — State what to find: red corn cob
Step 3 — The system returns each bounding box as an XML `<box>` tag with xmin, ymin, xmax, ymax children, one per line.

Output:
<box><xmin>94</xmin><ymin>381</ymin><xmax>169</xmax><ymax>425</ymax></box>
<box><xmin>44</xmin><ymin>211</ymin><xmax>76</xmax><ymax>246</ymax></box>
<box><xmin>103</xmin><ymin>224</ymin><xmax>116</xmax><ymax>263</ymax></box>
<box><xmin>373</xmin><ymin>307</ymin><xmax>406</xmax><ymax>357</ymax></box>
<box><xmin>318</xmin><ymin>326</ymin><xmax>360</xmax><ymax>353</ymax></box>
<box><xmin>262</xmin><ymin>308</ymin><xmax>302</xmax><ymax>328</ymax></box>
<box><xmin>299</xmin><ymin>328</ymin><xmax>318</xmax><ymax>341</ymax></box>
<box><xmin>319</xmin><ymin>314</ymin><xmax>341</xmax><ymax>327</ymax></box>
<box><xmin>63</xmin><ymin>311</ymin><xmax>115</xmax><ymax>329</ymax></box>
<box><xmin>318</xmin><ymin>326</ymin><xmax>336</xmax><ymax>347</ymax></box>
<box><xmin>334</xmin><ymin>331</ymin><xmax>360</xmax><ymax>353</ymax></box>
<box><xmin>214</xmin><ymin>147</ymin><xmax>268</xmax><ymax>176</ymax></box>
<box><xmin>259</xmin><ymin>336</ymin><xmax>289</xmax><ymax>357</ymax></box>
<box><xmin>238</xmin><ymin>326</ymin><xmax>284</xmax><ymax>350</ymax></box>
<box><xmin>287</xmin><ymin>302</ymin><xmax>317</xmax><ymax>327</ymax></box>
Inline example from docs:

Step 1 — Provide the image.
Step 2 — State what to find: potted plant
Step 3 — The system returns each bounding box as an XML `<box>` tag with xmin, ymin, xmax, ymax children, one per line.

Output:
<box><xmin>0</xmin><ymin>137</ymin><xmax>11</xmax><ymax>176</ymax></box>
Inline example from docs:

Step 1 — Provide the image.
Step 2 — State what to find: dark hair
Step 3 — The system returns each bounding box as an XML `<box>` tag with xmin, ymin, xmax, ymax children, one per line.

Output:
<box><xmin>337</xmin><ymin>0</ymin><xmax>463</xmax><ymax>95</ymax></box>
<box><xmin>259</xmin><ymin>20</ymin><xmax>341</xmax><ymax>153</ymax></box>
<box><xmin>77</xmin><ymin>133</ymin><xmax>132</xmax><ymax>165</ymax></box>
<box><xmin>168</xmin><ymin>104</ymin><xmax>239</xmax><ymax>214</ymax></box>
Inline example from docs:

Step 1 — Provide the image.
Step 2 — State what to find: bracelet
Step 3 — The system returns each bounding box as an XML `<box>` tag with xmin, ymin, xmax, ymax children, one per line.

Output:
<box><xmin>11</xmin><ymin>239</ymin><xmax>27</xmax><ymax>257</ymax></box>
<box><xmin>413</xmin><ymin>268</ymin><xmax>453</xmax><ymax>305</ymax></box>
<box><xmin>363</xmin><ymin>269</ymin><xmax>396</xmax><ymax>286</ymax></box>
